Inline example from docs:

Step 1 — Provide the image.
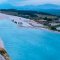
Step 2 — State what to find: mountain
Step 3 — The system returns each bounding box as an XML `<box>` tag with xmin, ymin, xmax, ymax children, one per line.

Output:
<box><xmin>16</xmin><ymin>4</ymin><xmax>60</xmax><ymax>10</ymax></box>
<box><xmin>0</xmin><ymin>4</ymin><xmax>60</xmax><ymax>16</ymax></box>
<box><xmin>0</xmin><ymin>3</ymin><xmax>14</xmax><ymax>9</ymax></box>
<box><xmin>15</xmin><ymin>4</ymin><xmax>60</xmax><ymax>16</ymax></box>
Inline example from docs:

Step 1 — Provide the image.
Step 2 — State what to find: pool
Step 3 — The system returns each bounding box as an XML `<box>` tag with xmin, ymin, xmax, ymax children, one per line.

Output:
<box><xmin>0</xmin><ymin>19</ymin><xmax>60</xmax><ymax>60</ymax></box>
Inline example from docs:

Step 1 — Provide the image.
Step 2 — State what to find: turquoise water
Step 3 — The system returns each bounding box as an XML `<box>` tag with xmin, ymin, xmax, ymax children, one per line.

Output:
<box><xmin>0</xmin><ymin>20</ymin><xmax>60</xmax><ymax>60</ymax></box>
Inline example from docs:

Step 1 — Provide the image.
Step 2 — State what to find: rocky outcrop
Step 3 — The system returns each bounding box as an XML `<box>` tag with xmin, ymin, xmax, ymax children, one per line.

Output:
<box><xmin>0</xmin><ymin>48</ymin><xmax>10</xmax><ymax>60</ymax></box>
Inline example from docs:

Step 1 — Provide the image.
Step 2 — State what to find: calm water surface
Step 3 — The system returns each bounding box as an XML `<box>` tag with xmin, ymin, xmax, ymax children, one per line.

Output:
<box><xmin>0</xmin><ymin>20</ymin><xmax>60</xmax><ymax>60</ymax></box>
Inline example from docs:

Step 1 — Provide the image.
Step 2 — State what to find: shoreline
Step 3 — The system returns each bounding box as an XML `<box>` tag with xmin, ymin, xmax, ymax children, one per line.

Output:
<box><xmin>0</xmin><ymin>38</ymin><xmax>10</xmax><ymax>60</ymax></box>
<box><xmin>0</xmin><ymin>13</ymin><xmax>60</xmax><ymax>34</ymax></box>
<box><xmin>17</xmin><ymin>26</ymin><xmax>60</xmax><ymax>34</ymax></box>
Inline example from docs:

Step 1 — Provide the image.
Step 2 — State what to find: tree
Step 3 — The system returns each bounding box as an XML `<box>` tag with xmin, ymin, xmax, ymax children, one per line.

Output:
<box><xmin>44</xmin><ymin>17</ymin><xmax>48</xmax><ymax>20</ymax></box>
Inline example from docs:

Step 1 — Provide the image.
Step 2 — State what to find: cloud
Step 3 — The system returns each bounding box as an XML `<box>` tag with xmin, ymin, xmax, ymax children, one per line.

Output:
<box><xmin>11</xmin><ymin>0</ymin><xmax>60</xmax><ymax>6</ymax></box>
<box><xmin>0</xmin><ymin>0</ymin><xmax>7</xmax><ymax>4</ymax></box>
<box><xmin>0</xmin><ymin>0</ymin><xmax>60</xmax><ymax>6</ymax></box>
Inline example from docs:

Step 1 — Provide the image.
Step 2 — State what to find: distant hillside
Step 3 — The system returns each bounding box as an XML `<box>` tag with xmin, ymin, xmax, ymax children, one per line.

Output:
<box><xmin>0</xmin><ymin>9</ymin><xmax>59</xmax><ymax>23</ymax></box>
<box><xmin>0</xmin><ymin>3</ymin><xmax>14</xmax><ymax>9</ymax></box>
<box><xmin>37</xmin><ymin>9</ymin><xmax>60</xmax><ymax>16</ymax></box>
<box><xmin>15</xmin><ymin>4</ymin><xmax>60</xmax><ymax>16</ymax></box>
<box><xmin>0</xmin><ymin>4</ymin><xmax>60</xmax><ymax>16</ymax></box>
<box><xmin>0</xmin><ymin>9</ymin><xmax>55</xmax><ymax>16</ymax></box>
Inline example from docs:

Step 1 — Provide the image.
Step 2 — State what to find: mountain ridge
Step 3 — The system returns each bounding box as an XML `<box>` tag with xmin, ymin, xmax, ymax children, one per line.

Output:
<box><xmin>0</xmin><ymin>4</ymin><xmax>60</xmax><ymax>16</ymax></box>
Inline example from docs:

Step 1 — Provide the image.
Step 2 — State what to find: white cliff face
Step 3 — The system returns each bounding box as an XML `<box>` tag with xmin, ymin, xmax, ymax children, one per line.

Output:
<box><xmin>0</xmin><ymin>38</ymin><xmax>5</xmax><ymax>60</ymax></box>
<box><xmin>0</xmin><ymin>54</ymin><xmax>5</xmax><ymax>60</ymax></box>
<box><xmin>0</xmin><ymin>13</ymin><xmax>9</xmax><ymax>20</ymax></box>
<box><xmin>0</xmin><ymin>13</ymin><xmax>44</xmax><ymax>28</ymax></box>
<box><xmin>0</xmin><ymin>38</ymin><xmax>4</xmax><ymax>49</ymax></box>
<box><xmin>0</xmin><ymin>13</ymin><xmax>32</xmax><ymax>27</ymax></box>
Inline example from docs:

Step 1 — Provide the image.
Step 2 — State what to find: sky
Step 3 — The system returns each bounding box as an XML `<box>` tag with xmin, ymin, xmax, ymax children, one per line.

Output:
<box><xmin>0</xmin><ymin>0</ymin><xmax>60</xmax><ymax>6</ymax></box>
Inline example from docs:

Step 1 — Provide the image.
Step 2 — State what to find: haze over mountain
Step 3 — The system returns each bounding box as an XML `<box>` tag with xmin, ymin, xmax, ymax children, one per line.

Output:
<box><xmin>0</xmin><ymin>3</ymin><xmax>60</xmax><ymax>9</ymax></box>
<box><xmin>0</xmin><ymin>3</ymin><xmax>60</xmax><ymax>16</ymax></box>
<box><xmin>16</xmin><ymin>4</ymin><xmax>60</xmax><ymax>9</ymax></box>
<box><xmin>16</xmin><ymin>4</ymin><xmax>60</xmax><ymax>16</ymax></box>
<box><xmin>0</xmin><ymin>3</ymin><xmax>14</xmax><ymax>9</ymax></box>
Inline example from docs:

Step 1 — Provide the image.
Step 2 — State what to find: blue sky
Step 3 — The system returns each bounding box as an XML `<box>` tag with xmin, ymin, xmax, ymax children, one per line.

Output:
<box><xmin>0</xmin><ymin>0</ymin><xmax>60</xmax><ymax>6</ymax></box>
